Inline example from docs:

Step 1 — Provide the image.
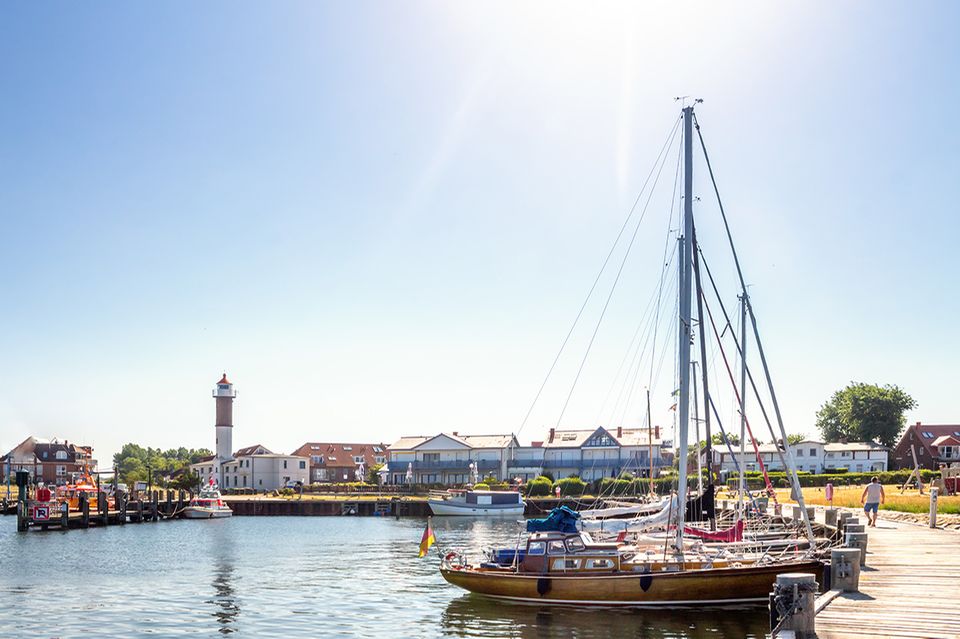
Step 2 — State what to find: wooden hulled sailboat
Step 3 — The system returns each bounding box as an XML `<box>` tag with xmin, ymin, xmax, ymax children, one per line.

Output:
<box><xmin>439</xmin><ymin>104</ymin><xmax>824</xmax><ymax>606</ymax></box>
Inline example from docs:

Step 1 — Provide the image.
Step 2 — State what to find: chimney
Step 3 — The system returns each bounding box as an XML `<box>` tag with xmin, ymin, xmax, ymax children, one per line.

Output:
<box><xmin>916</xmin><ymin>421</ymin><xmax>921</xmax><ymax>427</ymax></box>
<box><xmin>616</xmin><ymin>426</ymin><xmax>623</xmax><ymax>439</ymax></box>
<box><xmin>654</xmin><ymin>425</ymin><xmax>660</xmax><ymax>440</ymax></box>
<box><xmin>548</xmin><ymin>428</ymin><xmax>555</xmax><ymax>443</ymax></box>
<box><xmin>452</xmin><ymin>431</ymin><xmax>458</xmax><ymax>437</ymax></box>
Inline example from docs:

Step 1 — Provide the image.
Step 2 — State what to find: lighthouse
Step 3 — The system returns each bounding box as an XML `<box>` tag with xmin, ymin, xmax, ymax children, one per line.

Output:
<box><xmin>213</xmin><ymin>373</ymin><xmax>236</xmax><ymax>484</ymax></box>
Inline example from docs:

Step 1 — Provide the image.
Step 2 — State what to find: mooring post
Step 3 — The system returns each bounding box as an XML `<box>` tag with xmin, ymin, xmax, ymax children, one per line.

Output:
<box><xmin>792</xmin><ymin>505</ymin><xmax>803</xmax><ymax>522</ymax></box>
<box><xmin>770</xmin><ymin>572</ymin><xmax>817</xmax><ymax>639</ymax></box>
<box><xmin>845</xmin><ymin>531</ymin><xmax>869</xmax><ymax>567</ymax></box>
<box><xmin>136</xmin><ymin>499</ymin><xmax>143</xmax><ymax>523</ymax></box>
<box><xmin>118</xmin><ymin>491</ymin><xmax>127</xmax><ymax>525</ymax></box>
<box><xmin>150</xmin><ymin>491</ymin><xmax>159</xmax><ymax>521</ymax></box>
<box><xmin>80</xmin><ymin>493</ymin><xmax>90</xmax><ymax>528</ymax></box>
<box><xmin>16</xmin><ymin>500</ymin><xmax>28</xmax><ymax>532</ymax></box>
<box><xmin>824</xmin><ymin>508</ymin><xmax>838</xmax><ymax>528</ymax></box>
<box><xmin>60</xmin><ymin>500</ymin><xmax>69</xmax><ymax>528</ymax></box>
<box><xmin>830</xmin><ymin>547</ymin><xmax>861</xmax><ymax>592</ymax></box>
<box><xmin>166</xmin><ymin>490</ymin><xmax>173</xmax><ymax>516</ymax></box>
<box><xmin>98</xmin><ymin>491</ymin><xmax>108</xmax><ymax>525</ymax></box>
<box><xmin>929</xmin><ymin>487</ymin><xmax>939</xmax><ymax>528</ymax></box>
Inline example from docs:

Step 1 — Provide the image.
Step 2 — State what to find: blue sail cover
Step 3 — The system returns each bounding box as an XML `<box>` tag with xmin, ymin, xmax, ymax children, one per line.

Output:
<box><xmin>525</xmin><ymin>505</ymin><xmax>581</xmax><ymax>533</ymax></box>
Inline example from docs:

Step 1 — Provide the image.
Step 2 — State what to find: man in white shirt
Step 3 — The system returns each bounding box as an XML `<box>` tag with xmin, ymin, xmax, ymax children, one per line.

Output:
<box><xmin>860</xmin><ymin>476</ymin><xmax>885</xmax><ymax>527</ymax></box>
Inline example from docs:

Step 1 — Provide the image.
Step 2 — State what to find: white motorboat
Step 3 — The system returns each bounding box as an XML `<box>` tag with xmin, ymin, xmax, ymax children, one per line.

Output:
<box><xmin>428</xmin><ymin>489</ymin><xmax>525</xmax><ymax>516</ymax></box>
<box><xmin>182</xmin><ymin>482</ymin><xmax>233</xmax><ymax>519</ymax></box>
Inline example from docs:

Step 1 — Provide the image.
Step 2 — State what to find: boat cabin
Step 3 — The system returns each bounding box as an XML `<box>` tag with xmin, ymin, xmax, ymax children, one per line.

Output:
<box><xmin>521</xmin><ymin>531</ymin><xmax>621</xmax><ymax>574</ymax></box>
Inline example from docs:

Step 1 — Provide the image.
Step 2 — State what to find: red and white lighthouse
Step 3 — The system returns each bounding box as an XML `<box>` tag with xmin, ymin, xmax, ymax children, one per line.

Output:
<box><xmin>213</xmin><ymin>373</ymin><xmax>236</xmax><ymax>484</ymax></box>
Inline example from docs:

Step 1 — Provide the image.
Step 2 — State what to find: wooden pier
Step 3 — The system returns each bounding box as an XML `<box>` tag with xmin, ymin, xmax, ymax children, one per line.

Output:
<box><xmin>815</xmin><ymin>517</ymin><xmax>960</xmax><ymax>639</ymax></box>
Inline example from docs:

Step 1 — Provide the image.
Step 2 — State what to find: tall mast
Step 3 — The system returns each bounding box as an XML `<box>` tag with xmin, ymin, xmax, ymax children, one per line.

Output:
<box><xmin>691</xmin><ymin>220</ymin><xmax>715</xmax><ymax>529</ymax></box>
<box><xmin>675</xmin><ymin>105</ymin><xmax>694</xmax><ymax>552</ymax></box>
<box><xmin>646</xmin><ymin>389</ymin><xmax>654</xmax><ymax>496</ymax></box>
<box><xmin>738</xmin><ymin>294</ymin><xmax>748</xmax><ymax>516</ymax></box>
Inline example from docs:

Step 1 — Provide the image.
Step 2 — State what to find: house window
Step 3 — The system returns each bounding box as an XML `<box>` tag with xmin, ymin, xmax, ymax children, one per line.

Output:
<box><xmin>55</xmin><ymin>451</ymin><xmax>68</xmax><ymax>460</ymax></box>
<box><xmin>809</xmin><ymin>448</ymin><xmax>816</xmax><ymax>456</ymax></box>
<box><xmin>343</xmin><ymin>446</ymin><xmax>352</xmax><ymax>451</ymax></box>
<box><xmin>311</xmin><ymin>456</ymin><xmax>322</xmax><ymax>464</ymax></box>
<box><xmin>299</xmin><ymin>461</ymin><xmax>306</xmax><ymax>469</ymax></box>
<box><xmin>796</xmin><ymin>449</ymin><xmax>803</xmax><ymax>457</ymax></box>
<box><xmin>283</xmin><ymin>460</ymin><xmax>288</xmax><ymax>469</ymax></box>
<box><xmin>922</xmin><ymin>432</ymin><xmax>934</xmax><ymax>438</ymax></box>
<box><xmin>373</xmin><ymin>446</ymin><xmax>383</xmax><ymax>453</ymax></box>
<box><xmin>354</xmin><ymin>456</ymin><xmax>364</xmax><ymax>464</ymax></box>
<box><xmin>242</xmin><ymin>476</ymin><xmax>247</xmax><ymax>486</ymax></box>
<box><xmin>585</xmin><ymin>434</ymin><xmax>615</xmax><ymax>447</ymax></box>
<box><xmin>56</xmin><ymin>465</ymin><xmax>66</xmax><ymax>476</ymax></box>
<box><xmin>423</xmin><ymin>453</ymin><xmax>440</xmax><ymax>463</ymax></box>
<box><xmin>375</xmin><ymin>456</ymin><xmax>385</xmax><ymax>464</ymax></box>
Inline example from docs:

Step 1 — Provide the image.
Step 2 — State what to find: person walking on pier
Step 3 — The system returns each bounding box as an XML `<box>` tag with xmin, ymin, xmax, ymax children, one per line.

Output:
<box><xmin>860</xmin><ymin>476</ymin><xmax>885</xmax><ymax>527</ymax></box>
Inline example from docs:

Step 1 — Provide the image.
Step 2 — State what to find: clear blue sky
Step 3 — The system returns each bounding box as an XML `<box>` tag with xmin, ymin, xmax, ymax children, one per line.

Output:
<box><xmin>2</xmin><ymin>2</ymin><xmax>958</xmax><ymax>466</ymax></box>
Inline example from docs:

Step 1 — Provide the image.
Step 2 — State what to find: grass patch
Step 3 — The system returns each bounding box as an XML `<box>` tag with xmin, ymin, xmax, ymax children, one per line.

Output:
<box><xmin>774</xmin><ymin>485</ymin><xmax>960</xmax><ymax>515</ymax></box>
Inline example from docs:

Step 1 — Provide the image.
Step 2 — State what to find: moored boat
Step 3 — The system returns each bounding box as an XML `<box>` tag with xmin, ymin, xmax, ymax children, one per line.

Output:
<box><xmin>428</xmin><ymin>489</ymin><xmax>525</xmax><ymax>516</ymax></box>
<box><xmin>182</xmin><ymin>481</ymin><xmax>233</xmax><ymax>519</ymax></box>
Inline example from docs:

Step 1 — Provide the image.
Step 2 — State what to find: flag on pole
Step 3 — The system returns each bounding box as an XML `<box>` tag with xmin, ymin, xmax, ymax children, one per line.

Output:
<box><xmin>418</xmin><ymin>518</ymin><xmax>436</xmax><ymax>558</ymax></box>
<box><xmin>669</xmin><ymin>402</ymin><xmax>677</xmax><ymax>411</ymax></box>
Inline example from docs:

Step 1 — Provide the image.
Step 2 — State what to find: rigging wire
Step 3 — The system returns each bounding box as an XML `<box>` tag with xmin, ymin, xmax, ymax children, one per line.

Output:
<box><xmin>554</xmin><ymin>120</ymin><xmax>681</xmax><ymax>428</ymax></box>
<box><xmin>514</xmin><ymin>115</ymin><xmax>682</xmax><ymax>439</ymax></box>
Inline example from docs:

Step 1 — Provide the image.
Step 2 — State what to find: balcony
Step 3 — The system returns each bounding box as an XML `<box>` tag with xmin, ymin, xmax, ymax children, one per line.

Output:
<box><xmin>407</xmin><ymin>460</ymin><xmax>499</xmax><ymax>471</ymax></box>
<box><xmin>529</xmin><ymin>457</ymin><xmax>669</xmax><ymax>470</ymax></box>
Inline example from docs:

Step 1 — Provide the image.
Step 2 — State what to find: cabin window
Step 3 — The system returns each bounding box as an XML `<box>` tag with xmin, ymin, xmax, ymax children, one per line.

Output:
<box><xmin>547</xmin><ymin>541</ymin><xmax>566</xmax><ymax>554</ymax></box>
<box><xmin>551</xmin><ymin>558</ymin><xmax>580</xmax><ymax>570</ymax></box>
<box><xmin>586</xmin><ymin>559</ymin><xmax>613</xmax><ymax>569</ymax></box>
<box><xmin>565</xmin><ymin>537</ymin><xmax>586</xmax><ymax>553</ymax></box>
<box><xmin>527</xmin><ymin>541</ymin><xmax>546</xmax><ymax>555</ymax></box>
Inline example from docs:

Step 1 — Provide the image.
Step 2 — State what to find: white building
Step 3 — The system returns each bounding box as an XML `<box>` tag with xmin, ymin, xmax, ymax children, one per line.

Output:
<box><xmin>386</xmin><ymin>426</ymin><xmax>671</xmax><ymax>486</ymax></box>
<box><xmin>717</xmin><ymin>440</ymin><xmax>888</xmax><ymax>474</ymax></box>
<box><xmin>387</xmin><ymin>433</ymin><xmax>519</xmax><ymax>485</ymax></box>
<box><xmin>191</xmin><ymin>444</ymin><xmax>309</xmax><ymax>491</ymax></box>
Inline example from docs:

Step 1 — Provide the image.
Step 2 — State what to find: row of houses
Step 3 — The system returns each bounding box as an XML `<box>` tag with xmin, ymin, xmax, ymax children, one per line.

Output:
<box><xmin>6</xmin><ymin>421</ymin><xmax>959</xmax><ymax>489</ymax></box>
<box><xmin>0</xmin><ymin>436</ymin><xmax>97</xmax><ymax>485</ymax></box>
<box><xmin>385</xmin><ymin>426</ymin><xmax>672</xmax><ymax>485</ymax></box>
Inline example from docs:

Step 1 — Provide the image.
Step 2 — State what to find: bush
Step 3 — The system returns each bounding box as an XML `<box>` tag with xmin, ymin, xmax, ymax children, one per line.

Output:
<box><xmin>555</xmin><ymin>476</ymin><xmax>587</xmax><ymax>497</ymax></box>
<box><xmin>596</xmin><ymin>477</ymin><xmax>632</xmax><ymax>496</ymax></box>
<box><xmin>539</xmin><ymin>471</ymin><xmax>555</xmax><ymax>482</ymax></box>
<box><xmin>526</xmin><ymin>476</ymin><xmax>554</xmax><ymax>497</ymax></box>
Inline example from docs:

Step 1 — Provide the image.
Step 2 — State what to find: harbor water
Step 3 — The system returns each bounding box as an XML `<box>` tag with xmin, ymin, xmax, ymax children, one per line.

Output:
<box><xmin>0</xmin><ymin>516</ymin><xmax>769</xmax><ymax>637</ymax></box>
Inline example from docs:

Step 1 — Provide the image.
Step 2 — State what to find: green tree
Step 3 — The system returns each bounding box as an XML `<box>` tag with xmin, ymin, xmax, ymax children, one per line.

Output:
<box><xmin>815</xmin><ymin>382</ymin><xmax>916</xmax><ymax>448</ymax></box>
<box><xmin>112</xmin><ymin>443</ymin><xmax>213</xmax><ymax>486</ymax></box>
<box><xmin>786</xmin><ymin>434</ymin><xmax>806</xmax><ymax>445</ymax></box>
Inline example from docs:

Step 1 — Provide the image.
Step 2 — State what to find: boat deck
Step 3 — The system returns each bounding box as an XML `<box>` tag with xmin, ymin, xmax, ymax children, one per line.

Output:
<box><xmin>815</xmin><ymin>517</ymin><xmax>960</xmax><ymax>639</ymax></box>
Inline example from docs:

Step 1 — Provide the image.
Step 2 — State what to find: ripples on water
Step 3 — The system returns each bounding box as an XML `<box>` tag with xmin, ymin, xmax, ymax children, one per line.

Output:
<box><xmin>0</xmin><ymin>516</ymin><xmax>769</xmax><ymax>637</ymax></box>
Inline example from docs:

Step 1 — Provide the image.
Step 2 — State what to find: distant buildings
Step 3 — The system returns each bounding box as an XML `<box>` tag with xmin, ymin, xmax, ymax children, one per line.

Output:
<box><xmin>187</xmin><ymin>375</ymin><xmax>308</xmax><ymax>491</ymax></box>
<box><xmin>386</xmin><ymin>426</ymin><xmax>671</xmax><ymax>486</ymax></box>
<box><xmin>290</xmin><ymin>442</ymin><xmax>387</xmax><ymax>483</ymax></box>
<box><xmin>1</xmin><ymin>436</ymin><xmax>97</xmax><ymax>485</ymax></box>
<box><xmin>190</xmin><ymin>444</ymin><xmax>308</xmax><ymax>491</ymax></box>
<box><xmin>717</xmin><ymin>439</ymin><xmax>888</xmax><ymax>474</ymax></box>
<box><xmin>891</xmin><ymin>422</ymin><xmax>960</xmax><ymax>470</ymax></box>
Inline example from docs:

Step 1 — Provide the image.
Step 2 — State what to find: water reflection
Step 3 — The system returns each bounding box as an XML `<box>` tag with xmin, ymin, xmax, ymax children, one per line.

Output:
<box><xmin>207</xmin><ymin>523</ymin><xmax>240</xmax><ymax>634</ymax></box>
<box><xmin>441</xmin><ymin>594</ymin><xmax>769</xmax><ymax>639</ymax></box>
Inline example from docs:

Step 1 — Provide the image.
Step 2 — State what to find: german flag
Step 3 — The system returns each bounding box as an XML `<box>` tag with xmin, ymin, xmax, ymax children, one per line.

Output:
<box><xmin>418</xmin><ymin>518</ymin><xmax>436</xmax><ymax>558</ymax></box>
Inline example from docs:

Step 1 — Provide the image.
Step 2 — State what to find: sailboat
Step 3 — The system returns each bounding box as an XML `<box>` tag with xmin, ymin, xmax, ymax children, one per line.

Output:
<box><xmin>439</xmin><ymin>103</ymin><xmax>824</xmax><ymax>605</ymax></box>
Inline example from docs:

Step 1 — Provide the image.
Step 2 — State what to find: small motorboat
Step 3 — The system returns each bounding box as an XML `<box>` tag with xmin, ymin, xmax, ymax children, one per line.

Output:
<box><xmin>183</xmin><ymin>480</ymin><xmax>233</xmax><ymax>519</ymax></box>
<box><xmin>428</xmin><ymin>489</ymin><xmax>525</xmax><ymax>516</ymax></box>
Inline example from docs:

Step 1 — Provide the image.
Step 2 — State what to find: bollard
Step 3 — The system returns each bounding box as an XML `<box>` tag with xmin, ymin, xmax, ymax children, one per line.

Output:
<box><xmin>831</xmin><ymin>548</ymin><xmax>861</xmax><ymax>592</ymax></box>
<box><xmin>118</xmin><ymin>492</ymin><xmax>127</xmax><ymax>525</ymax></box>
<box><xmin>81</xmin><ymin>494</ymin><xmax>90</xmax><ymax>528</ymax></box>
<box><xmin>98</xmin><ymin>491</ymin><xmax>108</xmax><ymax>525</ymax></box>
<box><xmin>151</xmin><ymin>491</ymin><xmax>159</xmax><ymax>521</ymax></box>
<box><xmin>60</xmin><ymin>501</ymin><xmax>69</xmax><ymax>528</ymax></box>
<box><xmin>769</xmin><ymin>572</ymin><xmax>817</xmax><ymax>639</ymax></box>
<box><xmin>845</xmin><ymin>532</ymin><xmax>869</xmax><ymax>567</ymax></box>
<box><xmin>824</xmin><ymin>508</ymin><xmax>838</xmax><ymax>528</ymax></box>
<box><xmin>929</xmin><ymin>488</ymin><xmax>939</xmax><ymax>528</ymax></box>
<box><xmin>845</xmin><ymin>523</ymin><xmax>866</xmax><ymax>534</ymax></box>
<box><xmin>17</xmin><ymin>500</ymin><xmax>28</xmax><ymax>532</ymax></box>
<box><xmin>792</xmin><ymin>505</ymin><xmax>803</xmax><ymax>522</ymax></box>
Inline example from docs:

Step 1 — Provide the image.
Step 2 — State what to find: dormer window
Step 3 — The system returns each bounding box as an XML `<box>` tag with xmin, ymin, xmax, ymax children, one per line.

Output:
<box><xmin>55</xmin><ymin>451</ymin><xmax>68</xmax><ymax>460</ymax></box>
<box><xmin>343</xmin><ymin>446</ymin><xmax>353</xmax><ymax>451</ymax></box>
